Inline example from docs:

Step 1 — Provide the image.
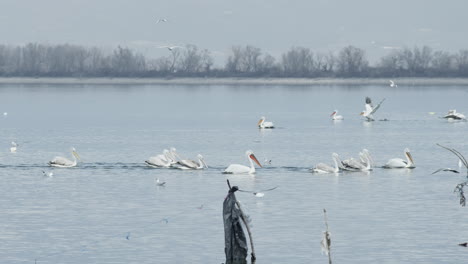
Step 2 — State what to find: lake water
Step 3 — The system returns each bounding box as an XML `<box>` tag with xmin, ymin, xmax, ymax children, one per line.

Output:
<box><xmin>1</xmin><ymin>82</ymin><xmax>468</xmax><ymax>263</ymax></box>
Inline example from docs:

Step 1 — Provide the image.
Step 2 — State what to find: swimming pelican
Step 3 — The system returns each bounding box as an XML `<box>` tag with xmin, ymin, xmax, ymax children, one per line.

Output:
<box><xmin>342</xmin><ymin>151</ymin><xmax>372</xmax><ymax>171</ymax></box>
<box><xmin>258</xmin><ymin>116</ymin><xmax>275</xmax><ymax>129</ymax></box>
<box><xmin>443</xmin><ymin>109</ymin><xmax>466</xmax><ymax>120</ymax></box>
<box><xmin>360</xmin><ymin>97</ymin><xmax>385</xmax><ymax>121</ymax></box>
<box><xmin>389</xmin><ymin>80</ymin><xmax>398</xmax><ymax>87</ymax></box>
<box><xmin>48</xmin><ymin>147</ymin><xmax>81</xmax><ymax>168</ymax></box>
<box><xmin>383</xmin><ymin>148</ymin><xmax>415</xmax><ymax>168</ymax></box>
<box><xmin>176</xmin><ymin>154</ymin><xmax>208</xmax><ymax>170</ymax></box>
<box><xmin>224</xmin><ymin>150</ymin><xmax>262</xmax><ymax>174</ymax></box>
<box><xmin>330</xmin><ymin>110</ymin><xmax>343</xmax><ymax>120</ymax></box>
<box><xmin>312</xmin><ymin>153</ymin><xmax>341</xmax><ymax>173</ymax></box>
<box><xmin>10</xmin><ymin>141</ymin><xmax>17</xmax><ymax>153</ymax></box>
<box><xmin>145</xmin><ymin>149</ymin><xmax>173</xmax><ymax>168</ymax></box>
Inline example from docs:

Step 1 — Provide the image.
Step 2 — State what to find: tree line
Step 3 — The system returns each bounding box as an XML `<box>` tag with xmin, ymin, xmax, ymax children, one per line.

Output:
<box><xmin>1</xmin><ymin>43</ymin><xmax>468</xmax><ymax>78</ymax></box>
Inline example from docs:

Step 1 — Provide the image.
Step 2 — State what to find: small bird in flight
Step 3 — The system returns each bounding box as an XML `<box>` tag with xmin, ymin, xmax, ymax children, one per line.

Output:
<box><xmin>156</xmin><ymin>18</ymin><xmax>168</xmax><ymax>23</ymax></box>
<box><xmin>431</xmin><ymin>168</ymin><xmax>460</xmax><ymax>175</ymax></box>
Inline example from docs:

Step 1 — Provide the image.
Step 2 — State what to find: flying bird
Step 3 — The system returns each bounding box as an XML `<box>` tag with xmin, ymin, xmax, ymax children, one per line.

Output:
<box><xmin>157</xmin><ymin>45</ymin><xmax>183</xmax><ymax>51</ymax></box>
<box><xmin>156</xmin><ymin>18</ymin><xmax>168</xmax><ymax>23</ymax></box>
<box><xmin>431</xmin><ymin>168</ymin><xmax>460</xmax><ymax>175</ymax></box>
<box><xmin>360</xmin><ymin>97</ymin><xmax>385</xmax><ymax>121</ymax></box>
<box><xmin>238</xmin><ymin>186</ymin><xmax>278</xmax><ymax>197</ymax></box>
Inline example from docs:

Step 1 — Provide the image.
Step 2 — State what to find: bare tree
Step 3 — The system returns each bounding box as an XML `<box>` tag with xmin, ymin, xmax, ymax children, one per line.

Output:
<box><xmin>281</xmin><ymin>47</ymin><xmax>314</xmax><ymax>77</ymax></box>
<box><xmin>336</xmin><ymin>46</ymin><xmax>368</xmax><ymax>77</ymax></box>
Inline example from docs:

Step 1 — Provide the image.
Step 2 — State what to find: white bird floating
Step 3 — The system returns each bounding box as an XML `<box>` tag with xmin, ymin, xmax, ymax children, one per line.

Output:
<box><xmin>175</xmin><ymin>154</ymin><xmax>208</xmax><ymax>170</ymax></box>
<box><xmin>389</xmin><ymin>80</ymin><xmax>398</xmax><ymax>87</ymax></box>
<box><xmin>312</xmin><ymin>153</ymin><xmax>341</xmax><ymax>173</ymax></box>
<box><xmin>155</xmin><ymin>178</ymin><xmax>166</xmax><ymax>186</ymax></box>
<box><xmin>10</xmin><ymin>141</ymin><xmax>17</xmax><ymax>153</ymax></box>
<box><xmin>443</xmin><ymin>109</ymin><xmax>466</xmax><ymax>120</ymax></box>
<box><xmin>360</xmin><ymin>97</ymin><xmax>385</xmax><ymax>121</ymax></box>
<box><xmin>224</xmin><ymin>150</ymin><xmax>262</xmax><ymax>174</ymax></box>
<box><xmin>383</xmin><ymin>148</ymin><xmax>415</xmax><ymax>168</ymax></box>
<box><xmin>330</xmin><ymin>110</ymin><xmax>343</xmax><ymax>120</ymax></box>
<box><xmin>257</xmin><ymin>116</ymin><xmax>275</xmax><ymax>129</ymax></box>
<box><xmin>48</xmin><ymin>147</ymin><xmax>81</xmax><ymax>168</ymax></box>
<box><xmin>42</xmin><ymin>170</ymin><xmax>54</xmax><ymax>177</ymax></box>
<box><xmin>340</xmin><ymin>149</ymin><xmax>373</xmax><ymax>171</ymax></box>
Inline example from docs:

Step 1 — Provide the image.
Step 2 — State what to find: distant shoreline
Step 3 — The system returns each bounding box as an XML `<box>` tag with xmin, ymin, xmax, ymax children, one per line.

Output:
<box><xmin>0</xmin><ymin>77</ymin><xmax>468</xmax><ymax>86</ymax></box>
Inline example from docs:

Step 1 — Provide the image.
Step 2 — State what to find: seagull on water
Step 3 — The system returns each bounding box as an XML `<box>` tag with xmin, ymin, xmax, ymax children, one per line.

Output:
<box><xmin>10</xmin><ymin>141</ymin><xmax>17</xmax><ymax>153</ymax></box>
<box><xmin>389</xmin><ymin>80</ymin><xmax>398</xmax><ymax>87</ymax></box>
<box><xmin>155</xmin><ymin>178</ymin><xmax>166</xmax><ymax>186</ymax></box>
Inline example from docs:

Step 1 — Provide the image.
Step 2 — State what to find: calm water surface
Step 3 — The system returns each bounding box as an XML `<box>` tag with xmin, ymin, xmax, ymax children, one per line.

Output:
<box><xmin>1</xmin><ymin>83</ymin><xmax>468</xmax><ymax>263</ymax></box>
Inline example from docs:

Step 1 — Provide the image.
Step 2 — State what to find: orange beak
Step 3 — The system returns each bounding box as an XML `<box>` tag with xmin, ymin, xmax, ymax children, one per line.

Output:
<box><xmin>249</xmin><ymin>154</ymin><xmax>262</xmax><ymax>167</ymax></box>
<box><xmin>359</xmin><ymin>112</ymin><xmax>364</xmax><ymax>116</ymax></box>
<box><xmin>331</xmin><ymin>111</ymin><xmax>336</xmax><ymax>116</ymax></box>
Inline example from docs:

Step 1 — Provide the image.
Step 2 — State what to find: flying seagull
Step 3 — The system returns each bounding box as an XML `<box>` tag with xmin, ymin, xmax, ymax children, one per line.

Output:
<box><xmin>431</xmin><ymin>168</ymin><xmax>460</xmax><ymax>175</ymax></box>
<box><xmin>156</xmin><ymin>18</ymin><xmax>168</xmax><ymax>23</ymax></box>
<box><xmin>238</xmin><ymin>186</ymin><xmax>278</xmax><ymax>197</ymax></box>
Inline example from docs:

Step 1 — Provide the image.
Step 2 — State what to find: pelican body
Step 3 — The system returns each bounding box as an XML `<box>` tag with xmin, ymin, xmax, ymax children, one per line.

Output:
<box><xmin>383</xmin><ymin>148</ymin><xmax>415</xmax><ymax>168</ymax></box>
<box><xmin>331</xmin><ymin>110</ymin><xmax>343</xmax><ymax>120</ymax></box>
<box><xmin>224</xmin><ymin>150</ymin><xmax>262</xmax><ymax>174</ymax></box>
<box><xmin>340</xmin><ymin>150</ymin><xmax>372</xmax><ymax>171</ymax></box>
<box><xmin>360</xmin><ymin>97</ymin><xmax>385</xmax><ymax>121</ymax></box>
<box><xmin>10</xmin><ymin>141</ymin><xmax>17</xmax><ymax>153</ymax></box>
<box><xmin>49</xmin><ymin>148</ymin><xmax>81</xmax><ymax>168</ymax></box>
<box><xmin>145</xmin><ymin>149</ymin><xmax>173</xmax><ymax>168</ymax></box>
<box><xmin>176</xmin><ymin>154</ymin><xmax>208</xmax><ymax>170</ymax></box>
<box><xmin>312</xmin><ymin>153</ymin><xmax>341</xmax><ymax>173</ymax></box>
<box><xmin>258</xmin><ymin>116</ymin><xmax>275</xmax><ymax>129</ymax></box>
<box><xmin>443</xmin><ymin>110</ymin><xmax>466</xmax><ymax>120</ymax></box>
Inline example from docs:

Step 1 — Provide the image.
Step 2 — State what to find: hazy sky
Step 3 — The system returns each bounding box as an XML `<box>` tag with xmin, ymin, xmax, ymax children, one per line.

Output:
<box><xmin>1</xmin><ymin>0</ymin><xmax>468</xmax><ymax>64</ymax></box>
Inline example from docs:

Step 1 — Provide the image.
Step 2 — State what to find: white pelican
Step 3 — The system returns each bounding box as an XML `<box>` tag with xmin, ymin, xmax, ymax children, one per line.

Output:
<box><xmin>389</xmin><ymin>80</ymin><xmax>397</xmax><ymax>87</ymax></box>
<box><xmin>342</xmin><ymin>151</ymin><xmax>372</xmax><ymax>171</ymax></box>
<box><xmin>330</xmin><ymin>110</ymin><xmax>343</xmax><ymax>120</ymax></box>
<box><xmin>258</xmin><ymin>116</ymin><xmax>275</xmax><ymax>129</ymax></box>
<box><xmin>312</xmin><ymin>153</ymin><xmax>341</xmax><ymax>173</ymax></box>
<box><xmin>176</xmin><ymin>154</ymin><xmax>208</xmax><ymax>170</ymax></box>
<box><xmin>145</xmin><ymin>149</ymin><xmax>173</xmax><ymax>168</ymax></box>
<box><xmin>10</xmin><ymin>141</ymin><xmax>17</xmax><ymax>153</ymax></box>
<box><xmin>224</xmin><ymin>150</ymin><xmax>262</xmax><ymax>174</ymax></box>
<box><xmin>48</xmin><ymin>147</ymin><xmax>81</xmax><ymax>168</ymax></box>
<box><xmin>443</xmin><ymin>109</ymin><xmax>466</xmax><ymax>120</ymax></box>
<box><xmin>360</xmin><ymin>97</ymin><xmax>385</xmax><ymax>121</ymax></box>
<box><xmin>383</xmin><ymin>148</ymin><xmax>415</xmax><ymax>168</ymax></box>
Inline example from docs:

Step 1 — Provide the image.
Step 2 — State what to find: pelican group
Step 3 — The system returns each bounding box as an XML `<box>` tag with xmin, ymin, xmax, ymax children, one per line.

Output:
<box><xmin>175</xmin><ymin>154</ymin><xmax>208</xmax><ymax>170</ymax></box>
<box><xmin>224</xmin><ymin>150</ymin><xmax>262</xmax><ymax>174</ymax></box>
<box><xmin>48</xmin><ymin>147</ymin><xmax>81</xmax><ymax>168</ymax></box>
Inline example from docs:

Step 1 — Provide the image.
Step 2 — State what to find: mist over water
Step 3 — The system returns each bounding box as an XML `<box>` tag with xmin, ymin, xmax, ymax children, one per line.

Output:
<box><xmin>1</xmin><ymin>83</ymin><xmax>468</xmax><ymax>263</ymax></box>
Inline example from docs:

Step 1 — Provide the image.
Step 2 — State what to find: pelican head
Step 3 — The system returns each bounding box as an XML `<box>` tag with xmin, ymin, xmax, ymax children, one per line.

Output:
<box><xmin>359</xmin><ymin>111</ymin><xmax>364</xmax><ymax>116</ymax></box>
<box><xmin>197</xmin><ymin>154</ymin><xmax>208</xmax><ymax>168</ymax></box>
<box><xmin>257</xmin><ymin>116</ymin><xmax>266</xmax><ymax>126</ymax></box>
<box><xmin>331</xmin><ymin>111</ymin><xmax>337</xmax><ymax>117</ymax></box>
<box><xmin>246</xmin><ymin>150</ymin><xmax>262</xmax><ymax>168</ymax></box>
<box><xmin>71</xmin><ymin>147</ymin><xmax>81</xmax><ymax>161</ymax></box>
<box><xmin>404</xmin><ymin>148</ymin><xmax>414</xmax><ymax>166</ymax></box>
